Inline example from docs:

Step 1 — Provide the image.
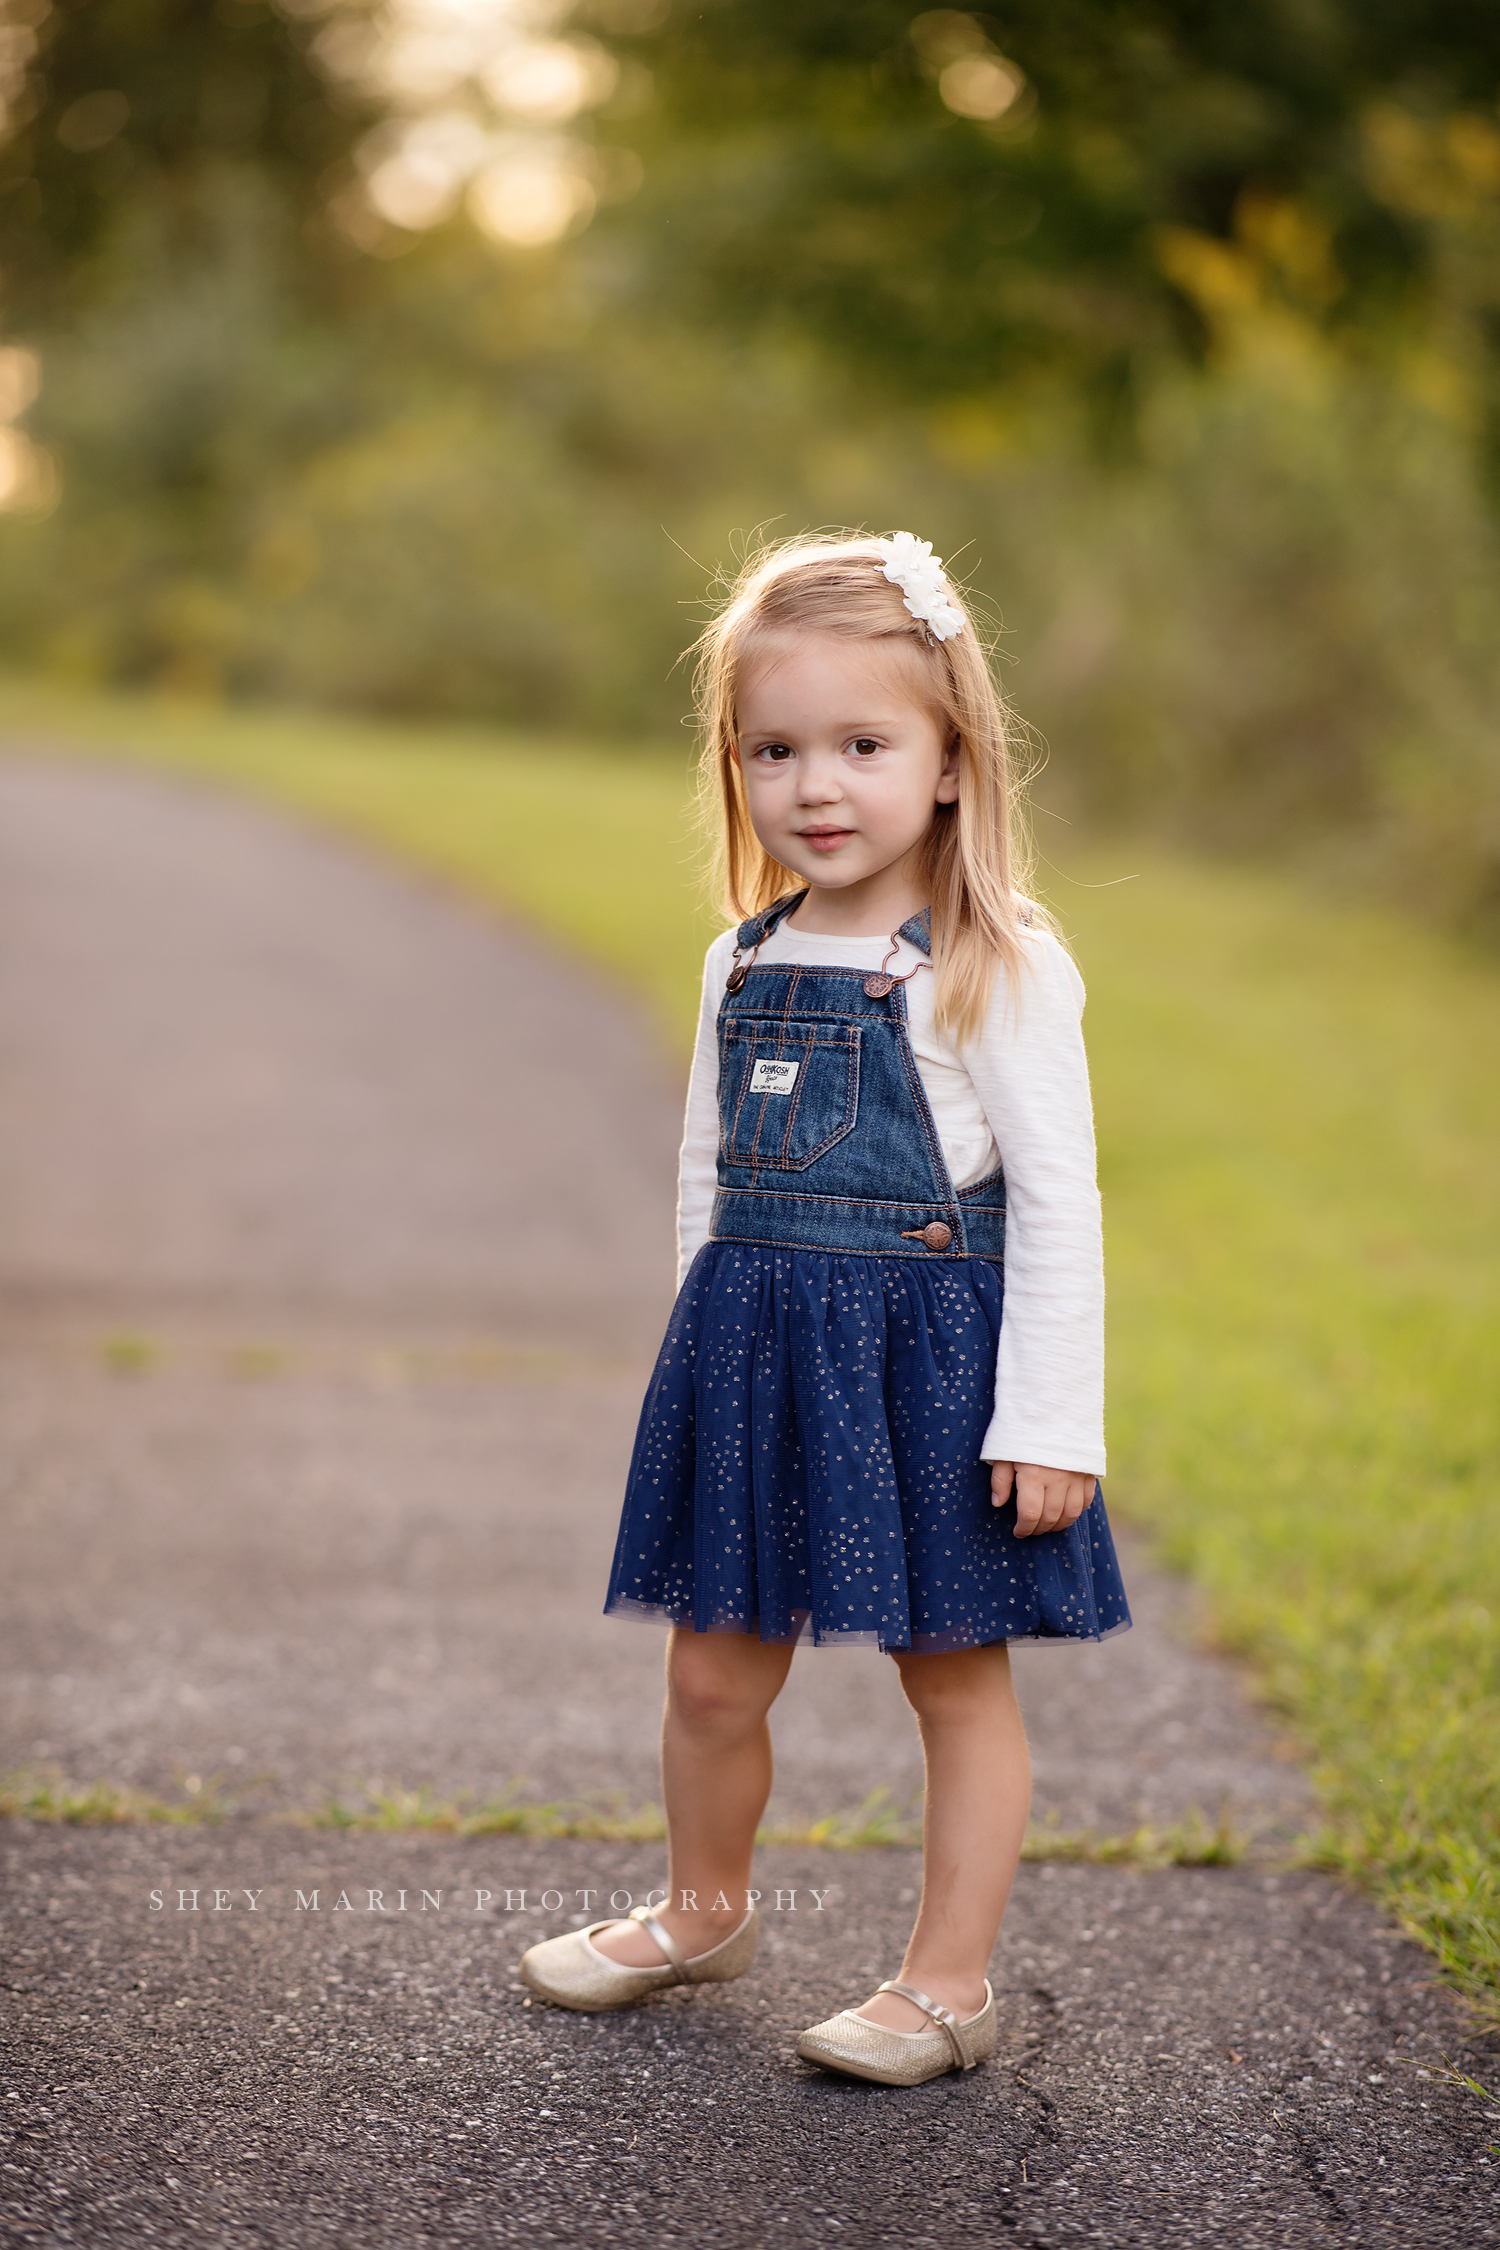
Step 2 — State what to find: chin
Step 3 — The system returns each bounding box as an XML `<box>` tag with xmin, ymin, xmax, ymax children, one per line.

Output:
<box><xmin>789</xmin><ymin>854</ymin><xmax>863</xmax><ymax>882</ymax></box>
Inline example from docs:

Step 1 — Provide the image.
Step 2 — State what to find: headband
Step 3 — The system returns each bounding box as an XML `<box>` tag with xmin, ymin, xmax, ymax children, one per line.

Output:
<box><xmin>875</xmin><ymin>532</ymin><xmax>965</xmax><ymax>642</ymax></box>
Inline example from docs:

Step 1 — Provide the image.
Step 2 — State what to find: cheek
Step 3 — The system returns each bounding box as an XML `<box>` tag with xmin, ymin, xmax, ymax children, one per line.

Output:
<box><xmin>856</xmin><ymin>764</ymin><xmax>943</xmax><ymax>827</ymax></box>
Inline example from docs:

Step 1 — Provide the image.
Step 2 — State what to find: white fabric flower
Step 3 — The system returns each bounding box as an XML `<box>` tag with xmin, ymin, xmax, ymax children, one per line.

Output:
<box><xmin>875</xmin><ymin>531</ymin><xmax>965</xmax><ymax>641</ymax></box>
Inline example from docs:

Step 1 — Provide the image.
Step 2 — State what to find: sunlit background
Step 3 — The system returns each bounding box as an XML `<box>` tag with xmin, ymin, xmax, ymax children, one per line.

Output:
<box><xmin>0</xmin><ymin>1</ymin><xmax>1497</xmax><ymax>2015</ymax></box>
<box><xmin>0</xmin><ymin>0</ymin><xmax>1495</xmax><ymax>922</ymax></box>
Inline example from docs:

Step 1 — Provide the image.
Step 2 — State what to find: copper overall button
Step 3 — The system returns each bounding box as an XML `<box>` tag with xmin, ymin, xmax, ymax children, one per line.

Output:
<box><xmin>900</xmin><ymin>1221</ymin><xmax>953</xmax><ymax>1251</ymax></box>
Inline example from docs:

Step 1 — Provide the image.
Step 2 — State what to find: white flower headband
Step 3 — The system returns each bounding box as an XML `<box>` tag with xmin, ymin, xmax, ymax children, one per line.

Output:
<box><xmin>875</xmin><ymin>531</ymin><xmax>965</xmax><ymax>642</ymax></box>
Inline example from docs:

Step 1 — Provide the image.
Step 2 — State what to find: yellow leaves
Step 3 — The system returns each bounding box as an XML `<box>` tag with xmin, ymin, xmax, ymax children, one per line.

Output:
<box><xmin>1236</xmin><ymin>192</ymin><xmax>1342</xmax><ymax>309</ymax></box>
<box><xmin>1155</xmin><ymin>193</ymin><xmax>1352</xmax><ymax>404</ymax></box>
<box><xmin>1356</xmin><ymin>101</ymin><xmax>1499</xmax><ymax>423</ymax></box>
<box><xmin>1157</xmin><ymin>193</ymin><xmax>1341</xmax><ymax>324</ymax></box>
<box><xmin>1363</xmin><ymin>101</ymin><xmax>1500</xmax><ymax>223</ymax></box>
<box><xmin>1155</xmin><ymin>226</ymin><xmax>1258</xmax><ymax>318</ymax></box>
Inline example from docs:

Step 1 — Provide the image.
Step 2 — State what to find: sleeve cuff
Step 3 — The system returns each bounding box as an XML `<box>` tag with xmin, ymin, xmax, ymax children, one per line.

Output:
<box><xmin>979</xmin><ymin>1421</ymin><xmax>1106</xmax><ymax>1479</ymax></box>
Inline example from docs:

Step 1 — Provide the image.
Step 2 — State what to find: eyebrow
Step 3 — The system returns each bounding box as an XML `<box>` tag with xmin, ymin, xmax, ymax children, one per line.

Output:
<box><xmin>739</xmin><ymin>715</ymin><xmax>909</xmax><ymax>740</ymax></box>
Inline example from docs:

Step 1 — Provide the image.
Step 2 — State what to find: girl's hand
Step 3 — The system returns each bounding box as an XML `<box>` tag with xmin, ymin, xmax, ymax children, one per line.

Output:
<box><xmin>990</xmin><ymin>1461</ymin><xmax>1097</xmax><ymax>1538</ymax></box>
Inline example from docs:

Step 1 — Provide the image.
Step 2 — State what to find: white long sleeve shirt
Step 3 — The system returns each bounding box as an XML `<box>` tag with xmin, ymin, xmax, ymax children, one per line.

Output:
<box><xmin>676</xmin><ymin>919</ymin><xmax>1106</xmax><ymax>1477</ymax></box>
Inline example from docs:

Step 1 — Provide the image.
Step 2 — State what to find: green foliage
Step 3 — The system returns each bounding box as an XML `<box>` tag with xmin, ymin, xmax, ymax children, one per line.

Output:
<box><xmin>0</xmin><ymin>0</ymin><xmax>368</xmax><ymax>320</ymax></box>
<box><xmin>612</xmin><ymin>0</ymin><xmax>1500</xmax><ymax>422</ymax></box>
<box><xmin>1010</xmin><ymin>350</ymin><xmax>1500</xmax><ymax>936</ymax></box>
<box><xmin>4</xmin><ymin>222</ymin><xmax>1498</xmax><ymax>931</ymax></box>
<box><xmin>0</xmin><ymin>3</ymin><xmax>1498</xmax><ymax>938</ymax></box>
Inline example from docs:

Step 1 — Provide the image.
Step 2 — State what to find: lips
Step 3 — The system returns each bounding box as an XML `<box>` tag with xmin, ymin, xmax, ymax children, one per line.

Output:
<box><xmin>800</xmin><ymin>826</ymin><xmax>853</xmax><ymax>852</ymax></box>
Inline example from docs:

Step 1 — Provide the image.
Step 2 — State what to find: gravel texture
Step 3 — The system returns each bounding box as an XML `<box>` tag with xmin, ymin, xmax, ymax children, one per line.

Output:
<box><xmin>4</xmin><ymin>1830</ymin><xmax>1496</xmax><ymax>2248</ymax></box>
<box><xmin>1</xmin><ymin>755</ymin><xmax>1495</xmax><ymax>2247</ymax></box>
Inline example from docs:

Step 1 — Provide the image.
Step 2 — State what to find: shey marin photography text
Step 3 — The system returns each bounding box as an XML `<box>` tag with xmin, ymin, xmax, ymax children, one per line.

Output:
<box><xmin>146</xmin><ymin>1884</ymin><xmax>832</xmax><ymax>1916</ymax></box>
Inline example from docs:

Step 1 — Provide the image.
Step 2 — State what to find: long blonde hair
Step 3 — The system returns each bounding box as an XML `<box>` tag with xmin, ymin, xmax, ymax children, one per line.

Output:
<box><xmin>692</xmin><ymin>531</ymin><xmax>1044</xmax><ymax>1045</ymax></box>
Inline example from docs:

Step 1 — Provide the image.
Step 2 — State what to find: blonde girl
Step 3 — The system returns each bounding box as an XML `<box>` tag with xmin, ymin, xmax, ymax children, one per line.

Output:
<box><xmin>521</xmin><ymin>531</ymin><xmax>1129</xmax><ymax>2085</ymax></box>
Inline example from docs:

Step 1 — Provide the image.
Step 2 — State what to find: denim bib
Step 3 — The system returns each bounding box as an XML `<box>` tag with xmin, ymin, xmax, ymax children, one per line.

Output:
<box><xmin>711</xmin><ymin>893</ymin><xmax>1006</xmax><ymax>1265</ymax></box>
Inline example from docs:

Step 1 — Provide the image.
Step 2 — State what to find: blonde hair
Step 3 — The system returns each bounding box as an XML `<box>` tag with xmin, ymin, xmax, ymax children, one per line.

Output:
<box><xmin>692</xmin><ymin>531</ymin><xmax>1045</xmax><ymax>1046</ymax></box>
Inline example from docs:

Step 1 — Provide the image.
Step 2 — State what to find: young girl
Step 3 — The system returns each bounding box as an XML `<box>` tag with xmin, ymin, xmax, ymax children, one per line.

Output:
<box><xmin>520</xmin><ymin>531</ymin><xmax>1130</xmax><ymax>2086</ymax></box>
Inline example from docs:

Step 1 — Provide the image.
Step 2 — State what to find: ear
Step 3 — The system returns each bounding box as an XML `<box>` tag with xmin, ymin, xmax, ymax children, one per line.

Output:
<box><xmin>934</xmin><ymin>733</ymin><xmax>961</xmax><ymax>804</ymax></box>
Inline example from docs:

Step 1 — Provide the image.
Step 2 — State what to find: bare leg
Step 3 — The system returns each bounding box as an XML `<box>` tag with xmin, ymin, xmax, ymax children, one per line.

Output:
<box><xmin>856</xmin><ymin>1640</ymin><xmax>1030</xmax><ymax>2032</ymax></box>
<box><xmin>593</xmin><ymin>1626</ymin><xmax>794</xmax><ymax>1966</ymax></box>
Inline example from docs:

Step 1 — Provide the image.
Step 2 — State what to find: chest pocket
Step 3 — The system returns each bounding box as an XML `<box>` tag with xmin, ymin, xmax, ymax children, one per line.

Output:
<box><xmin>719</xmin><ymin>1017</ymin><xmax>862</xmax><ymax>1172</ymax></box>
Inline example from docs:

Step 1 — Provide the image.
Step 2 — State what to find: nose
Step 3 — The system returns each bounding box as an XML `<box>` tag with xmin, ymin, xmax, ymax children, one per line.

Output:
<box><xmin>795</xmin><ymin>752</ymin><xmax>843</xmax><ymax>804</ymax></box>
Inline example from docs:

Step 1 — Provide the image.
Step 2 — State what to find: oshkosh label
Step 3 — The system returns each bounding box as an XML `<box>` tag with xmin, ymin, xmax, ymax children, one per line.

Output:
<box><xmin>750</xmin><ymin>1057</ymin><xmax>800</xmax><ymax>1095</ymax></box>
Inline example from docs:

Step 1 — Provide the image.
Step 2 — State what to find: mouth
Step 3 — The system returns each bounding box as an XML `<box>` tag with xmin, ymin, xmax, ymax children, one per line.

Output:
<box><xmin>798</xmin><ymin>826</ymin><xmax>854</xmax><ymax>854</ymax></box>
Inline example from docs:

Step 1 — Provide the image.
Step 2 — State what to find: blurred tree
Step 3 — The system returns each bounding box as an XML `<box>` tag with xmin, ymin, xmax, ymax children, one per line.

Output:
<box><xmin>0</xmin><ymin>0</ymin><xmax>1495</xmax><ymax>931</ymax></box>
<box><xmin>0</xmin><ymin>0</ymin><xmax>370</xmax><ymax>321</ymax></box>
<box><xmin>599</xmin><ymin>1</ymin><xmax>1500</xmax><ymax>439</ymax></box>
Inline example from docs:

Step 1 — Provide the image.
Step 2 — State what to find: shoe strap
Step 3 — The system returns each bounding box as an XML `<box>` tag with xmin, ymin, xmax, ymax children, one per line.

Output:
<box><xmin>875</xmin><ymin>1979</ymin><xmax>979</xmax><ymax>2069</ymax></box>
<box><xmin>628</xmin><ymin>1903</ymin><xmax>693</xmax><ymax>1986</ymax></box>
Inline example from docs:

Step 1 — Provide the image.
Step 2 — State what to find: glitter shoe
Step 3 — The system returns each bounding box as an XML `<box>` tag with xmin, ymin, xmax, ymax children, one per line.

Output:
<box><xmin>518</xmin><ymin>1902</ymin><xmax>759</xmax><ymax>2013</ymax></box>
<box><xmin>795</xmin><ymin>1978</ymin><xmax>996</xmax><ymax>2086</ymax></box>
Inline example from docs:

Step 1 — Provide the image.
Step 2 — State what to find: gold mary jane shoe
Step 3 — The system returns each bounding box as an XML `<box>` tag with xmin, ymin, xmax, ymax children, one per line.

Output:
<box><xmin>518</xmin><ymin>1902</ymin><xmax>759</xmax><ymax>2013</ymax></box>
<box><xmin>795</xmin><ymin>1978</ymin><xmax>997</xmax><ymax>2087</ymax></box>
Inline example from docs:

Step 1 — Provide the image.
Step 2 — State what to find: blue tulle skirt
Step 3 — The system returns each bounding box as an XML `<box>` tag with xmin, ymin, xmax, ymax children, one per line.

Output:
<box><xmin>605</xmin><ymin>1242</ymin><xmax>1132</xmax><ymax>1653</ymax></box>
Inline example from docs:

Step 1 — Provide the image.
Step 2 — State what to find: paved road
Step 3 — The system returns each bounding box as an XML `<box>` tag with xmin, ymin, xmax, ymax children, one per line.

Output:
<box><xmin>1</xmin><ymin>754</ymin><xmax>1495</xmax><ymax>2246</ymax></box>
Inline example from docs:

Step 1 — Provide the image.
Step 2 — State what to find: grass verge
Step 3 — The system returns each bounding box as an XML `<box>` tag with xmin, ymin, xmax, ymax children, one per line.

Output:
<box><xmin>1</xmin><ymin>678</ymin><xmax>1496</xmax><ymax>2017</ymax></box>
<box><xmin>0</xmin><ymin>1767</ymin><xmax>1245</xmax><ymax>1867</ymax></box>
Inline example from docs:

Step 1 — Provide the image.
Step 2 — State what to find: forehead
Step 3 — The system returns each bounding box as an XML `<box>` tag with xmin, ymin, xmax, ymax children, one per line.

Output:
<box><xmin>735</xmin><ymin>630</ymin><xmax>938</xmax><ymax>723</ymax></box>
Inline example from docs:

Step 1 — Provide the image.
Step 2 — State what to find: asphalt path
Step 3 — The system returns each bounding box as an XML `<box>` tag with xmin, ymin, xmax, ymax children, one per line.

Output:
<box><xmin>1</xmin><ymin>753</ymin><xmax>1495</xmax><ymax>2247</ymax></box>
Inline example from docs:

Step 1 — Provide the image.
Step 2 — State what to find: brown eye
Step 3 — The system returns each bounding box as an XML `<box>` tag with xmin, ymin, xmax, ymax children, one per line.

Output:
<box><xmin>850</xmin><ymin>738</ymin><xmax>880</xmax><ymax>756</ymax></box>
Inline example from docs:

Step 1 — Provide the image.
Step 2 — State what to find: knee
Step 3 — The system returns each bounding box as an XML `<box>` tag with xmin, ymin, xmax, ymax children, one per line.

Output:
<box><xmin>893</xmin><ymin>1645</ymin><xmax>1013</xmax><ymax>1727</ymax></box>
<box><xmin>666</xmin><ymin>1638</ymin><xmax>777</xmax><ymax>1737</ymax></box>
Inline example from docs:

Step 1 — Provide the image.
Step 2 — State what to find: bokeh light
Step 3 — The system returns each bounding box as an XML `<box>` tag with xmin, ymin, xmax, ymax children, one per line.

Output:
<box><xmin>480</xmin><ymin>35</ymin><xmax>617</xmax><ymax>122</ymax></box>
<box><xmin>939</xmin><ymin>55</ymin><xmax>1024</xmax><ymax>122</ymax></box>
<box><xmin>304</xmin><ymin>0</ymin><xmax>619</xmax><ymax>244</ymax></box>
<box><xmin>468</xmin><ymin>142</ymin><xmax>597</xmax><ymax>244</ymax></box>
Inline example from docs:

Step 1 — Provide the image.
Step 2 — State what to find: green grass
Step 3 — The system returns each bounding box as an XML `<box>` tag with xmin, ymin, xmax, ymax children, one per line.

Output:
<box><xmin>0</xmin><ymin>1766</ymin><xmax>236</xmax><ymax>1826</ymax></box>
<box><xmin>2</xmin><ymin>676</ymin><xmax>1496</xmax><ymax>2017</ymax></box>
<box><xmin>1070</xmin><ymin>853</ymin><xmax>1500</xmax><ymax>2019</ymax></box>
<box><xmin>0</xmin><ymin>1765</ymin><xmax>1244</xmax><ymax>1867</ymax></box>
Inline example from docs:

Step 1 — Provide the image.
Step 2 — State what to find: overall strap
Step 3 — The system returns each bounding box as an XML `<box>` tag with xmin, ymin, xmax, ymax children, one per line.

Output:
<box><xmin>734</xmin><ymin>891</ymin><xmax>809</xmax><ymax>950</ymax></box>
<box><xmin>896</xmin><ymin>906</ymin><xmax>932</xmax><ymax>955</ymax></box>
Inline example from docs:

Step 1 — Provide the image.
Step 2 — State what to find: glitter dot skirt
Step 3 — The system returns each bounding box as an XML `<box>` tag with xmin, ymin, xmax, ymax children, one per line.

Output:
<box><xmin>604</xmin><ymin>1242</ymin><xmax>1132</xmax><ymax>1653</ymax></box>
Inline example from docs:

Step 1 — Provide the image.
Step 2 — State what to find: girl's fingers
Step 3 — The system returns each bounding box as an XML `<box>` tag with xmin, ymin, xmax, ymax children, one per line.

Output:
<box><xmin>1066</xmin><ymin>1478</ymin><xmax>1098</xmax><ymax>1527</ymax></box>
<box><xmin>1036</xmin><ymin>1478</ymin><xmax>1067</xmax><ymax>1535</ymax></box>
<box><xmin>1010</xmin><ymin>1469</ymin><xmax>1096</xmax><ymax>1536</ymax></box>
<box><xmin>1012</xmin><ymin>1470</ymin><xmax>1050</xmax><ymax>1536</ymax></box>
<box><xmin>1055</xmin><ymin>1485</ymin><xmax>1085</xmax><ymax>1531</ymax></box>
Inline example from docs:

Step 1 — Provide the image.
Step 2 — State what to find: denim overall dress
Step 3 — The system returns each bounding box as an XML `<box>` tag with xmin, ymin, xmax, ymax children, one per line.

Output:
<box><xmin>604</xmin><ymin>895</ymin><xmax>1131</xmax><ymax>1652</ymax></box>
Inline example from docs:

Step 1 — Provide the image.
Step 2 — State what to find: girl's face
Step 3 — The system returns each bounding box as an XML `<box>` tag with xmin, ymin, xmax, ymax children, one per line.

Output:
<box><xmin>733</xmin><ymin>633</ymin><xmax>958</xmax><ymax>899</ymax></box>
